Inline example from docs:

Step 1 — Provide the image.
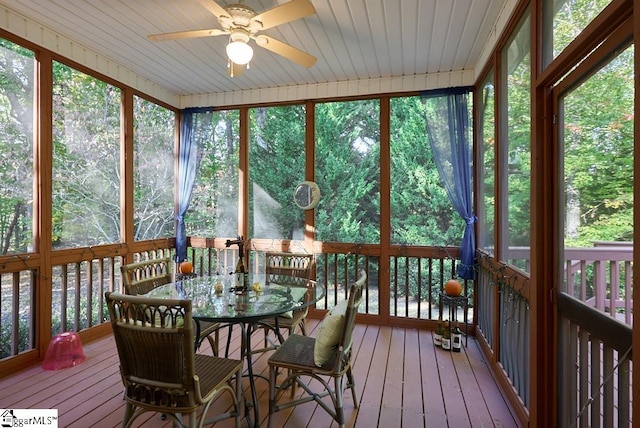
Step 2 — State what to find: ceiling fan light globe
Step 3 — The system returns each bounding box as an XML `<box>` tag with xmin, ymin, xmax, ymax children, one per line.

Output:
<box><xmin>226</xmin><ymin>41</ymin><xmax>253</xmax><ymax>65</ymax></box>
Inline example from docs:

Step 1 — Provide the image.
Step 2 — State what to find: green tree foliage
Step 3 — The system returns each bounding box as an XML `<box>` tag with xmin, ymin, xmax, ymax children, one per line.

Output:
<box><xmin>550</xmin><ymin>0</ymin><xmax>611</xmax><ymax>61</ymax></box>
<box><xmin>51</xmin><ymin>61</ymin><xmax>121</xmax><ymax>247</ymax></box>
<box><xmin>188</xmin><ymin>110</ymin><xmax>239</xmax><ymax>238</ymax></box>
<box><xmin>315</xmin><ymin>100</ymin><xmax>380</xmax><ymax>244</ymax></box>
<box><xmin>563</xmin><ymin>46</ymin><xmax>634</xmax><ymax>246</ymax></box>
<box><xmin>0</xmin><ymin>42</ymin><xmax>182</xmax><ymax>252</ymax></box>
<box><xmin>249</xmin><ymin>105</ymin><xmax>305</xmax><ymax>239</ymax></box>
<box><xmin>0</xmin><ymin>39</ymin><xmax>34</xmax><ymax>254</ymax></box>
<box><xmin>479</xmin><ymin>78</ymin><xmax>496</xmax><ymax>250</ymax></box>
<box><xmin>505</xmin><ymin>14</ymin><xmax>532</xmax><ymax>250</ymax></box>
<box><xmin>133</xmin><ymin>96</ymin><xmax>175</xmax><ymax>240</ymax></box>
<box><xmin>390</xmin><ymin>96</ymin><xmax>462</xmax><ymax>246</ymax></box>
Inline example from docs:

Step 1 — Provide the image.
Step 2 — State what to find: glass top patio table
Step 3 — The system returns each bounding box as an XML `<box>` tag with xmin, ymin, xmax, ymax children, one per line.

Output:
<box><xmin>144</xmin><ymin>274</ymin><xmax>325</xmax><ymax>323</ymax></box>
<box><xmin>144</xmin><ymin>273</ymin><xmax>324</xmax><ymax>428</ymax></box>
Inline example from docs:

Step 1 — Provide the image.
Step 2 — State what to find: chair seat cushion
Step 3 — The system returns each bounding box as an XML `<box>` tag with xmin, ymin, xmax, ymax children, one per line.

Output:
<box><xmin>313</xmin><ymin>300</ymin><xmax>347</xmax><ymax>366</ymax></box>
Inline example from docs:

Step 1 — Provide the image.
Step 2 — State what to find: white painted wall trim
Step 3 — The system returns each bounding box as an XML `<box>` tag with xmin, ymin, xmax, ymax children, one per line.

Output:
<box><xmin>179</xmin><ymin>69</ymin><xmax>476</xmax><ymax>108</ymax></box>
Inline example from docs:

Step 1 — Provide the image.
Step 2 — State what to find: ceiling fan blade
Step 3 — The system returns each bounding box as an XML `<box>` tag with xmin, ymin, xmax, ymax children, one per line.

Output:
<box><xmin>195</xmin><ymin>0</ymin><xmax>230</xmax><ymax>20</ymax></box>
<box><xmin>148</xmin><ymin>28</ymin><xmax>227</xmax><ymax>42</ymax></box>
<box><xmin>251</xmin><ymin>0</ymin><xmax>316</xmax><ymax>30</ymax></box>
<box><xmin>227</xmin><ymin>61</ymin><xmax>245</xmax><ymax>78</ymax></box>
<box><xmin>255</xmin><ymin>35</ymin><xmax>316</xmax><ymax>68</ymax></box>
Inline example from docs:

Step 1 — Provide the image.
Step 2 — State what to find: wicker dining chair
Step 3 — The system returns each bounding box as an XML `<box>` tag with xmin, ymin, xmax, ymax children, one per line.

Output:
<box><xmin>120</xmin><ymin>257</ymin><xmax>222</xmax><ymax>356</ymax></box>
<box><xmin>267</xmin><ymin>270</ymin><xmax>366</xmax><ymax>428</ymax></box>
<box><xmin>105</xmin><ymin>292</ymin><xmax>243</xmax><ymax>428</ymax></box>
<box><xmin>259</xmin><ymin>252</ymin><xmax>315</xmax><ymax>350</ymax></box>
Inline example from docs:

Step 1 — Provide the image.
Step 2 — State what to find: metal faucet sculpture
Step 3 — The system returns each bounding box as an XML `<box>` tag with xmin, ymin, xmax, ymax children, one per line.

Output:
<box><xmin>225</xmin><ymin>236</ymin><xmax>247</xmax><ymax>291</ymax></box>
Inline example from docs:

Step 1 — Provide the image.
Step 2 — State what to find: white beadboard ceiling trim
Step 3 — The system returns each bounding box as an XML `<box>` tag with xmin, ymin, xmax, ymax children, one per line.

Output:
<box><xmin>0</xmin><ymin>1</ymin><xmax>518</xmax><ymax>109</ymax></box>
<box><xmin>181</xmin><ymin>70</ymin><xmax>476</xmax><ymax>108</ymax></box>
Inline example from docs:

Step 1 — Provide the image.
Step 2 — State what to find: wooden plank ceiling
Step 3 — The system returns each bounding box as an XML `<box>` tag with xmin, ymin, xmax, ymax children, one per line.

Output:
<box><xmin>0</xmin><ymin>0</ymin><xmax>511</xmax><ymax>100</ymax></box>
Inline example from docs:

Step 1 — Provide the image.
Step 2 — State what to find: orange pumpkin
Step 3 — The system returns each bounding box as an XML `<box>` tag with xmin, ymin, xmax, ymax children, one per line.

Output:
<box><xmin>444</xmin><ymin>278</ymin><xmax>463</xmax><ymax>296</ymax></box>
<box><xmin>179</xmin><ymin>260</ymin><xmax>193</xmax><ymax>274</ymax></box>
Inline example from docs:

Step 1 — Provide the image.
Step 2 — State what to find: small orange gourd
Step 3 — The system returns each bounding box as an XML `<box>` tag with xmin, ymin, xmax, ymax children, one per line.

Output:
<box><xmin>179</xmin><ymin>260</ymin><xmax>193</xmax><ymax>274</ymax></box>
<box><xmin>444</xmin><ymin>278</ymin><xmax>463</xmax><ymax>296</ymax></box>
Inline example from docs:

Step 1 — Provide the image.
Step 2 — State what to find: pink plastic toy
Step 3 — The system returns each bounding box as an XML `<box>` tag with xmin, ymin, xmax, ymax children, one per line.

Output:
<box><xmin>42</xmin><ymin>332</ymin><xmax>86</xmax><ymax>370</ymax></box>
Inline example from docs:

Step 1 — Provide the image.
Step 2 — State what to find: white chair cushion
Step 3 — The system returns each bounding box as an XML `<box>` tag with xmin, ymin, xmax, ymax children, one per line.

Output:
<box><xmin>313</xmin><ymin>300</ymin><xmax>347</xmax><ymax>366</ymax></box>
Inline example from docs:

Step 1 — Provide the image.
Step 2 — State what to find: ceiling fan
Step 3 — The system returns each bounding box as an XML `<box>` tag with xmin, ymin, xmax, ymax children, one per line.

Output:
<box><xmin>148</xmin><ymin>0</ymin><xmax>317</xmax><ymax>77</ymax></box>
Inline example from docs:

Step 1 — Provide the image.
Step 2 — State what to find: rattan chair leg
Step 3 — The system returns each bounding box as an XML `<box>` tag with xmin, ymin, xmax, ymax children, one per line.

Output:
<box><xmin>122</xmin><ymin>403</ymin><xmax>134</xmax><ymax>427</ymax></box>
<box><xmin>188</xmin><ymin>411</ymin><xmax>196</xmax><ymax>428</ymax></box>
<box><xmin>334</xmin><ymin>375</ymin><xmax>345</xmax><ymax>428</ymax></box>
<box><xmin>289</xmin><ymin>372</ymin><xmax>297</xmax><ymax>397</ymax></box>
<box><xmin>347</xmin><ymin>368</ymin><xmax>359</xmax><ymax>408</ymax></box>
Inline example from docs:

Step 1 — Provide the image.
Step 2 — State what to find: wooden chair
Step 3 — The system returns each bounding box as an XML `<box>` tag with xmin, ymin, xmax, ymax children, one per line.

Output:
<box><xmin>120</xmin><ymin>257</ymin><xmax>172</xmax><ymax>296</ymax></box>
<box><xmin>260</xmin><ymin>252</ymin><xmax>314</xmax><ymax>349</ymax></box>
<box><xmin>120</xmin><ymin>257</ymin><xmax>221</xmax><ymax>356</ymax></box>
<box><xmin>105</xmin><ymin>292</ymin><xmax>243</xmax><ymax>428</ymax></box>
<box><xmin>265</xmin><ymin>252</ymin><xmax>314</xmax><ymax>288</ymax></box>
<box><xmin>267</xmin><ymin>270</ymin><xmax>366</xmax><ymax>428</ymax></box>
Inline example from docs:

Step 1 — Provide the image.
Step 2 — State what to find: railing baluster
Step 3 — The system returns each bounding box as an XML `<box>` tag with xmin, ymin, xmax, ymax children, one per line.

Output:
<box><xmin>97</xmin><ymin>258</ymin><xmax>104</xmax><ymax>323</ymax></box>
<box><xmin>207</xmin><ymin>248</ymin><xmax>213</xmax><ymax>275</ymax></box>
<box><xmin>610</xmin><ymin>260</ymin><xmax>620</xmax><ymax>319</ymax></box>
<box><xmin>427</xmin><ymin>258</ymin><xmax>433</xmax><ymax>320</ymax></box>
<box><xmin>559</xmin><ymin>292</ymin><xmax>632</xmax><ymax>427</ymax></box>
<box><xmin>580</xmin><ymin>260</ymin><xmax>587</xmax><ymax>301</ymax></box>
<box><xmin>61</xmin><ymin>265</ymin><xmax>68</xmax><ymax>333</ymax></box>
<box><xmin>87</xmin><ymin>259</ymin><xmax>94</xmax><ymax>327</ymax></box>
<box><xmin>364</xmin><ymin>256</ymin><xmax>370</xmax><ymax>313</ymax></box>
<box><xmin>74</xmin><ymin>261</ymin><xmax>81</xmax><ymax>331</ymax></box>
<box><xmin>416</xmin><ymin>257</ymin><xmax>422</xmax><ymax>319</ymax></box>
<box><xmin>602</xmin><ymin>344</ymin><xmax>613</xmax><ymax>427</ymax></box>
<box><xmin>11</xmin><ymin>272</ymin><xmax>19</xmax><ymax>355</ymax></box>
<box><xmin>594</xmin><ymin>260</ymin><xmax>606</xmax><ymax>312</ymax></box>
<box><xmin>391</xmin><ymin>256</ymin><xmax>397</xmax><ymax>316</ymax></box>
<box><xmin>578</xmin><ymin>328</ymin><xmax>589</xmax><ymax>428</ymax></box>
<box><xmin>618</xmin><ymin>358</ymin><xmax>630</xmax><ymax>427</ymax></box>
<box><xmin>624</xmin><ymin>261</ymin><xmax>632</xmax><ymax>324</ymax></box>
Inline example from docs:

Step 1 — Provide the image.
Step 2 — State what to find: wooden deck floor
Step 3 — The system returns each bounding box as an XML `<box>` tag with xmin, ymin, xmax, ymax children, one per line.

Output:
<box><xmin>0</xmin><ymin>319</ymin><xmax>519</xmax><ymax>427</ymax></box>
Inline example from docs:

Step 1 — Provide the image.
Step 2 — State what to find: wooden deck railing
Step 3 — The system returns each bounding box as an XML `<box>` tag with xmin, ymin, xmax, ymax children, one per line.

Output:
<box><xmin>4</xmin><ymin>241</ymin><xmax>628</xmax><ymax>347</ymax></box>
<box><xmin>497</xmin><ymin>244</ymin><xmax>633</xmax><ymax>325</ymax></box>
<box><xmin>189</xmin><ymin>238</ymin><xmax>470</xmax><ymax>321</ymax></box>
<box><xmin>476</xmin><ymin>244</ymin><xmax>634</xmax><ymax>426</ymax></box>
<box><xmin>563</xmin><ymin>244</ymin><xmax>633</xmax><ymax>324</ymax></box>
<box><xmin>1</xmin><ymin>238</ymin><xmax>467</xmax><ymax>359</ymax></box>
<box><xmin>476</xmin><ymin>253</ymin><xmax>531</xmax><ymax>416</ymax></box>
<box><xmin>558</xmin><ymin>292</ymin><xmax>632</xmax><ymax>427</ymax></box>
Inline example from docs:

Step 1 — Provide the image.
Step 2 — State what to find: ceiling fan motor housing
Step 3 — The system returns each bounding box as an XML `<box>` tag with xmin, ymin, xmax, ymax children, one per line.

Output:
<box><xmin>149</xmin><ymin>0</ymin><xmax>317</xmax><ymax>72</ymax></box>
<box><xmin>229</xmin><ymin>28</ymin><xmax>251</xmax><ymax>43</ymax></box>
<box><xmin>222</xmin><ymin>4</ymin><xmax>260</xmax><ymax>31</ymax></box>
